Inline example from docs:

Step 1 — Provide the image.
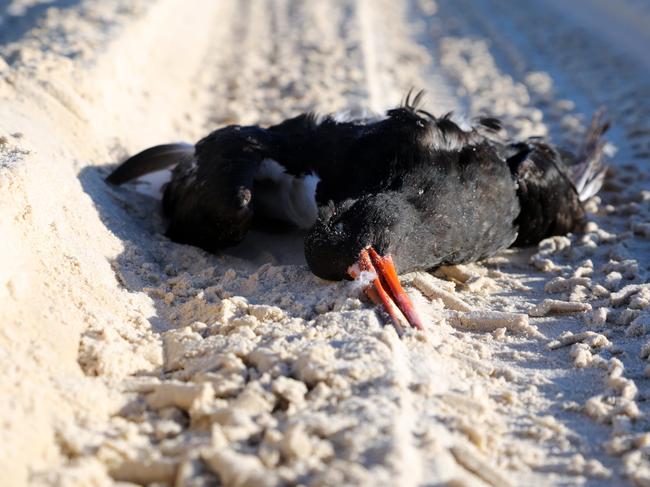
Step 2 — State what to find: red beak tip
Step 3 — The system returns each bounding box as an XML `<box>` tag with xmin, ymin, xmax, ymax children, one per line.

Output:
<box><xmin>350</xmin><ymin>247</ymin><xmax>426</xmax><ymax>333</ymax></box>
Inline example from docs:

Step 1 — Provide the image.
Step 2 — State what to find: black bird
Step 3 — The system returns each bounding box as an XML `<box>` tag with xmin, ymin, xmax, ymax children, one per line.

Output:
<box><xmin>107</xmin><ymin>91</ymin><xmax>608</xmax><ymax>333</ymax></box>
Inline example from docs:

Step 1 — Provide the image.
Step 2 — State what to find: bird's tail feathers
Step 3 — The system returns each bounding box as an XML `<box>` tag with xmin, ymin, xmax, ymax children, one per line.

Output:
<box><xmin>106</xmin><ymin>143</ymin><xmax>194</xmax><ymax>185</ymax></box>
<box><xmin>570</xmin><ymin>110</ymin><xmax>610</xmax><ymax>202</ymax></box>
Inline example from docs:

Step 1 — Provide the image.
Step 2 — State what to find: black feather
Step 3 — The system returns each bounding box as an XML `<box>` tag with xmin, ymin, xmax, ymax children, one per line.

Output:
<box><xmin>106</xmin><ymin>143</ymin><xmax>193</xmax><ymax>185</ymax></box>
<box><xmin>107</xmin><ymin>91</ymin><xmax>608</xmax><ymax>280</ymax></box>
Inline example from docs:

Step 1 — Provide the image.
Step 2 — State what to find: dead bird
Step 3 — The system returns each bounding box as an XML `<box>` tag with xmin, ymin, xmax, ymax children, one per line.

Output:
<box><xmin>107</xmin><ymin>91</ymin><xmax>608</xmax><ymax>334</ymax></box>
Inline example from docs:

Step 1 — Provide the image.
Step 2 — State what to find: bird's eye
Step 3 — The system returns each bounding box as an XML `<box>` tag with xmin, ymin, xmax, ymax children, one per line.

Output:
<box><xmin>418</xmin><ymin>188</ymin><xmax>424</xmax><ymax>196</ymax></box>
<box><xmin>334</xmin><ymin>222</ymin><xmax>345</xmax><ymax>233</ymax></box>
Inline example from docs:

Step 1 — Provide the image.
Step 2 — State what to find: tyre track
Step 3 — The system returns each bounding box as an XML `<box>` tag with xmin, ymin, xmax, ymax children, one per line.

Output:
<box><xmin>74</xmin><ymin>2</ymin><xmax>466</xmax><ymax>485</ymax></box>
<box><xmin>415</xmin><ymin>0</ymin><xmax>650</xmax><ymax>484</ymax></box>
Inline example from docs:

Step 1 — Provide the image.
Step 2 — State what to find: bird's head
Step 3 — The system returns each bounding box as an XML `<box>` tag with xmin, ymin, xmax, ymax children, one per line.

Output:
<box><xmin>304</xmin><ymin>195</ymin><xmax>403</xmax><ymax>279</ymax></box>
<box><xmin>304</xmin><ymin>194</ymin><xmax>424</xmax><ymax>334</ymax></box>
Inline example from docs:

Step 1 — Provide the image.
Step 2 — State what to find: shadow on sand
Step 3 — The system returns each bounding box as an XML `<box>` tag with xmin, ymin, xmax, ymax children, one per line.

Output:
<box><xmin>77</xmin><ymin>163</ymin><xmax>309</xmax><ymax>331</ymax></box>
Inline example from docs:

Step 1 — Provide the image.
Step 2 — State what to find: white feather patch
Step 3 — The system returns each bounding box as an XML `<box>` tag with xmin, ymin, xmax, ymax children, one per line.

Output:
<box><xmin>130</xmin><ymin>168</ymin><xmax>174</xmax><ymax>199</ymax></box>
<box><xmin>255</xmin><ymin>159</ymin><xmax>320</xmax><ymax>229</ymax></box>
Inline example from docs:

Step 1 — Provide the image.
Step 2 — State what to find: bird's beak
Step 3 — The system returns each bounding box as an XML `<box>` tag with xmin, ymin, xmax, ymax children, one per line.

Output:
<box><xmin>348</xmin><ymin>247</ymin><xmax>424</xmax><ymax>335</ymax></box>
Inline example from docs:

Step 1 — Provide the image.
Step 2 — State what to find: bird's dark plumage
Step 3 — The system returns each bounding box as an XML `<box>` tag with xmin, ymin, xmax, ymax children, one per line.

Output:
<box><xmin>107</xmin><ymin>91</ymin><xmax>608</xmax><ymax>283</ymax></box>
<box><xmin>105</xmin><ymin>143</ymin><xmax>193</xmax><ymax>185</ymax></box>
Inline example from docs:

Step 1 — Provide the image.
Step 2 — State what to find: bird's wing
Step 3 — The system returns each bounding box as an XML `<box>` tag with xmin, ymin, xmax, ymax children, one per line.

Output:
<box><xmin>162</xmin><ymin>126</ymin><xmax>272</xmax><ymax>252</ymax></box>
<box><xmin>106</xmin><ymin>143</ymin><xmax>193</xmax><ymax>185</ymax></box>
<box><xmin>508</xmin><ymin>141</ymin><xmax>586</xmax><ymax>246</ymax></box>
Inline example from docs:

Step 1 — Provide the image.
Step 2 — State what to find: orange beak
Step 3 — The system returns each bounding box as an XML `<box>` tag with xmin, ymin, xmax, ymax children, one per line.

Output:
<box><xmin>348</xmin><ymin>247</ymin><xmax>424</xmax><ymax>335</ymax></box>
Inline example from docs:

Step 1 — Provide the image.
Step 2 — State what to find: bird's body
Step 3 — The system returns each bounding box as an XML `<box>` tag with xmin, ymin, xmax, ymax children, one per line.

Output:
<box><xmin>107</xmin><ymin>92</ymin><xmax>607</xmax><ymax>330</ymax></box>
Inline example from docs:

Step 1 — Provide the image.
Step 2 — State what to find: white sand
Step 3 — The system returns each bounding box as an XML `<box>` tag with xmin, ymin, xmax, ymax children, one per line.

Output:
<box><xmin>1</xmin><ymin>0</ymin><xmax>649</xmax><ymax>485</ymax></box>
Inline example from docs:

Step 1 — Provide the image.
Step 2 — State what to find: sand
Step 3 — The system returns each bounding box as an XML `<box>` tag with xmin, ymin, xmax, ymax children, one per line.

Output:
<box><xmin>0</xmin><ymin>0</ymin><xmax>649</xmax><ymax>485</ymax></box>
